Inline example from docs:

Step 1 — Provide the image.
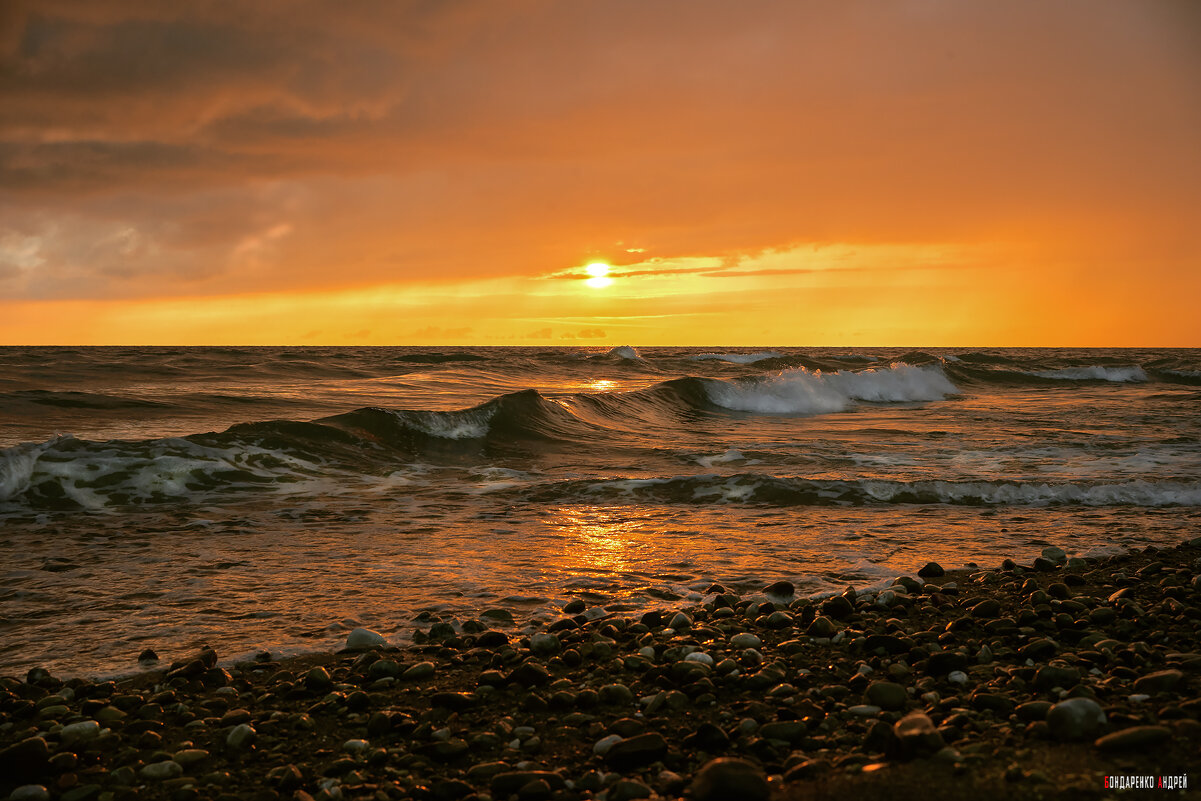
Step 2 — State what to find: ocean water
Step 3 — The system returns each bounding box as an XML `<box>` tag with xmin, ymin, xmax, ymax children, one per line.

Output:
<box><xmin>1</xmin><ymin>346</ymin><xmax>1199</xmax><ymax>677</ymax></box>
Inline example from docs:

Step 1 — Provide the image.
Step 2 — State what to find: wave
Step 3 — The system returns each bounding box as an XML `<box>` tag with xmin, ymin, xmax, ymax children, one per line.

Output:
<box><xmin>0</xmin><ymin>434</ymin><xmax>335</xmax><ymax>511</ymax></box>
<box><xmin>0</xmin><ymin>390</ymin><xmax>171</xmax><ymax>410</ymax></box>
<box><xmin>1028</xmin><ymin>366</ymin><xmax>1148</xmax><ymax>383</ymax></box>
<box><xmin>526</xmin><ymin>474</ymin><xmax>1201</xmax><ymax>508</ymax></box>
<box><xmin>690</xmin><ymin>351</ymin><xmax>784</xmax><ymax>364</ymax></box>
<box><xmin>700</xmin><ymin>363</ymin><xmax>959</xmax><ymax>414</ymax></box>
<box><xmin>606</xmin><ymin>345</ymin><xmax>642</xmax><ymax>360</ymax></box>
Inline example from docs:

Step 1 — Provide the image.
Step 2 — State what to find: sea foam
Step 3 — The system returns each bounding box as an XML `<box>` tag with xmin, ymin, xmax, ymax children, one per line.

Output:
<box><xmin>1029</xmin><ymin>365</ymin><xmax>1148</xmax><ymax>382</ymax></box>
<box><xmin>702</xmin><ymin>363</ymin><xmax>959</xmax><ymax>414</ymax></box>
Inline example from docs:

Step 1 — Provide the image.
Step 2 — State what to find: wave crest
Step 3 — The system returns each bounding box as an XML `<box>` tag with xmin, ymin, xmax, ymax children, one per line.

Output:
<box><xmin>702</xmin><ymin>363</ymin><xmax>959</xmax><ymax>414</ymax></box>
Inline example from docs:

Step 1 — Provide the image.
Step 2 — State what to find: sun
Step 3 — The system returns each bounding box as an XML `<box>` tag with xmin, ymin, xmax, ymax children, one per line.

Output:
<box><xmin>584</xmin><ymin>262</ymin><xmax>613</xmax><ymax>289</ymax></box>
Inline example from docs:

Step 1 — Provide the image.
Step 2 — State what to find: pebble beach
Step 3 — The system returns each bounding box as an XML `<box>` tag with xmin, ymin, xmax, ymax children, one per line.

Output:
<box><xmin>3</xmin><ymin>540</ymin><xmax>1199</xmax><ymax>801</ymax></box>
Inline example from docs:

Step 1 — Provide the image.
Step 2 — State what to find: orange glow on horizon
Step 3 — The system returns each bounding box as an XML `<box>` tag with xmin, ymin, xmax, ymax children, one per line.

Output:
<box><xmin>0</xmin><ymin>3</ymin><xmax>1197</xmax><ymax>346</ymax></box>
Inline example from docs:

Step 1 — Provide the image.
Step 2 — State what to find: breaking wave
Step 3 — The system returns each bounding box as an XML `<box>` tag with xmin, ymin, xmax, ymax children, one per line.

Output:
<box><xmin>701</xmin><ymin>363</ymin><xmax>959</xmax><ymax>414</ymax></box>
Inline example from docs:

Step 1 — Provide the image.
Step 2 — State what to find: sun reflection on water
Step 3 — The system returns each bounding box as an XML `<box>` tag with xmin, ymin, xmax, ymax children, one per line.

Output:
<box><xmin>553</xmin><ymin>505</ymin><xmax>647</xmax><ymax>573</ymax></box>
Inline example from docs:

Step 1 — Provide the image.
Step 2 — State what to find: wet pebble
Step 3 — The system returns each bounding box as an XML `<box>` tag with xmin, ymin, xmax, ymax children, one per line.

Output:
<box><xmin>689</xmin><ymin>757</ymin><xmax>769</xmax><ymax>801</ymax></box>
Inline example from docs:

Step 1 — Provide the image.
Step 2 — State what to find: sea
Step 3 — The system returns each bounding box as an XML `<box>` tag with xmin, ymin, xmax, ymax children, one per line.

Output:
<box><xmin>1</xmin><ymin>346</ymin><xmax>1199</xmax><ymax>678</ymax></box>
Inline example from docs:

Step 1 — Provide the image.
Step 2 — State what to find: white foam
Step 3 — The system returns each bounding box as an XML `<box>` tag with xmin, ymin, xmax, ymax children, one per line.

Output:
<box><xmin>695</xmin><ymin>448</ymin><xmax>746</xmax><ymax>467</ymax></box>
<box><xmin>1030</xmin><ymin>365</ymin><xmax>1147</xmax><ymax>382</ymax></box>
<box><xmin>401</xmin><ymin>406</ymin><xmax>496</xmax><ymax>439</ymax></box>
<box><xmin>860</xmin><ymin>478</ymin><xmax>1201</xmax><ymax>507</ymax></box>
<box><xmin>0</xmin><ymin>436</ymin><xmax>331</xmax><ymax>510</ymax></box>
<box><xmin>703</xmin><ymin>363</ymin><xmax>959</xmax><ymax>415</ymax></box>
<box><xmin>607</xmin><ymin>345</ymin><xmax>641</xmax><ymax>360</ymax></box>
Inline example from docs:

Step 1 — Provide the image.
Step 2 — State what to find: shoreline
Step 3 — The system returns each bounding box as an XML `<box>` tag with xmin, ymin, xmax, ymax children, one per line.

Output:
<box><xmin>2</xmin><ymin>539</ymin><xmax>1200</xmax><ymax>800</ymax></box>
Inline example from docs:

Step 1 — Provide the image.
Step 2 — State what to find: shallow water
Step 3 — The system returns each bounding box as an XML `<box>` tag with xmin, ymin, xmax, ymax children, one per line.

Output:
<box><xmin>1</xmin><ymin>346</ymin><xmax>1199</xmax><ymax>676</ymax></box>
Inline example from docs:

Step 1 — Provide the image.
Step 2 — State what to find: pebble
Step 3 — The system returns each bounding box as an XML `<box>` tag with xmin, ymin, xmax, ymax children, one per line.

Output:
<box><xmin>1046</xmin><ymin>697</ymin><xmax>1106</xmax><ymax>741</ymax></box>
<box><xmin>865</xmin><ymin>681</ymin><xmax>908</xmax><ymax>711</ymax></box>
<box><xmin>604</xmin><ymin>733</ymin><xmax>668</xmax><ymax>769</ymax></box>
<box><xmin>917</xmin><ymin>562</ymin><xmax>945</xmax><ymax>578</ymax></box>
<box><xmin>139</xmin><ymin>760</ymin><xmax>183</xmax><ymax>780</ymax></box>
<box><xmin>1133</xmin><ymin>669</ymin><xmax>1183</xmax><ymax>694</ymax></box>
<box><xmin>1041</xmin><ymin>546</ymin><xmax>1067</xmax><ymax>564</ymax></box>
<box><xmin>529</xmin><ymin>633</ymin><xmax>561</xmax><ymax>656</ymax></box>
<box><xmin>729</xmin><ymin>633</ymin><xmax>761</xmax><ymax>649</ymax></box>
<box><xmin>226</xmin><ymin>723</ymin><xmax>256</xmax><ymax>750</ymax></box>
<box><xmin>345</xmin><ymin>627</ymin><xmax>387</xmax><ymax>650</ymax></box>
<box><xmin>8</xmin><ymin>788</ymin><xmax>50</xmax><ymax>801</ymax></box>
<box><xmin>593</xmin><ymin>734</ymin><xmax>623</xmax><ymax>756</ymax></box>
<box><xmin>893</xmin><ymin>712</ymin><xmax>945</xmax><ymax>757</ymax></box>
<box><xmin>59</xmin><ymin>721</ymin><xmax>100</xmax><ymax>747</ymax></box>
<box><xmin>403</xmin><ymin>661</ymin><xmax>436</xmax><ymax>681</ymax></box>
<box><xmin>1094</xmin><ymin>725</ymin><xmax>1172</xmax><ymax>752</ymax></box>
<box><xmin>609</xmin><ymin>779</ymin><xmax>653</xmax><ymax>800</ymax></box>
<box><xmin>763</xmin><ymin>580</ymin><xmax>795</xmax><ymax>597</ymax></box>
<box><xmin>689</xmin><ymin>757</ymin><xmax>769</xmax><ymax>801</ymax></box>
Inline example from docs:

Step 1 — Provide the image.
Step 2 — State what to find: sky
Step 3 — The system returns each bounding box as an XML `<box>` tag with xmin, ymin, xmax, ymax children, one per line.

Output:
<box><xmin>1</xmin><ymin>0</ymin><xmax>1199</xmax><ymax>346</ymax></box>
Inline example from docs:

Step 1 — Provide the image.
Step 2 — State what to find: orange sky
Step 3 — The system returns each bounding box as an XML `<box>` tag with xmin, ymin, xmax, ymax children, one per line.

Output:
<box><xmin>1</xmin><ymin>0</ymin><xmax>1199</xmax><ymax>345</ymax></box>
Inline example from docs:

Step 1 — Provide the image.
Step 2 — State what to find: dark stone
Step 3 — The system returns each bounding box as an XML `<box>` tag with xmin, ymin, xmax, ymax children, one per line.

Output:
<box><xmin>304</xmin><ymin>667</ymin><xmax>333</xmax><ymax>692</ymax></box>
<box><xmin>1018</xmin><ymin>638</ymin><xmax>1059</xmax><ymax>661</ymax></box>
<box><xmin>683</xmin><ymin>722</ymin><xmax>731</xmax><ymax>751</ymax></box>
<box><xmin>605</xmin><ymin>733</ymin><xmax>668</xmax><ymax>769</ymax></box>
<box><xmin>0</xmin><ymin>736</ymin><xmax>49</xmax><ymax>782</ymax></box>
<box><xmin>1133</xmin><ymin>670</ymin><xmax>1184</xmax><ymax>694</ymax></box>
<box><xmin>1094</xmin><ymin>725</ymin><xmax>1172</xmax><ymax>752</ymax></box>
<box><xmin>969</xmin><ymin>599</ymin><xmax>1002</xmax><ymax>618</ymax></box>
<box><xmin>431</xmin><ymin>692</ymin><xmax>477</xmax><ymax>710</ymax></box>
<box><xmin>918</xmin><ymin>562</ymin><xmax>945</xmax><ymax>578</ymax></box>
<box><xmin>476</xmin><ymin>630</ymin><xmax>509</xmax><ymax>649</ymax></box>
<box><xmin>432</xmin><ymin>778</ymin><xmax>475</xmax><ymax>800</ymax></box>
<box><xmin>820</xmin><ymin>595</ymin><xmax>854</xmax><ymax>620</ymax></box>
<box><xmin>490</xmin><ymin>771</ymin><xmax>566</xmax><ymax>796</ymax></box>
<box><xmin>1033</xmin><ymin>557</ymin><xmax>1058</xmax><ymax>572</ymax></box>
<box><xmin>893</xmin><ymin>712</ymin><xmax>944</xmax><ymax>758</ymax></box>
<box><xmin>609</xmin><ymin>779</ymin><xmax>653</xmax><ymax>801</ymax></box>
<box><xmin>1016</xmin><ymin>700</ymin><xmax>1053</xmax><ymax>721</ymax></box>
<box><xmin>507</xmin><ymin>662</ymin><xmax>551</xmax><ymax>687</ymax></box>
<box><xmin>1034</xmin><ymin>665</ymin><xmax>1080</xmax><ymax>691</ymax></box>
<box><xmin>925</xmin><ymin>650</ymin><xmax>968</xmax><ymax>675</ymax></box>
<box><xmin>689</xmin><ymin>757</ymin><xmax>770</xmax><ymax>801</ymax></box>
<box><xmin>758</xmin><ymin>721</ymin><xmax>807</xmax><ymax>743</ymax></box>
<box><xmin>970</xmin><ymin>692</ymin><xmax>1015</xmax><ymax>715</ymax></box>
<box><xmin>763</xmin><ymin>581</ymin><xmax>795</xmax><ymax>597</ymax></box>
<box><xmin>864</xmin><ymin>681</ymin><xmax>908</xmax><ymax>711</ymax></box>
<box><xmin>864</xmin><ymin>634</ymin><xmax>910</xmax><ymax>654</ymax></box>
<box><xmin>138</xmin><ymin>649</ymin><xmax>158</xmax><ymax>662</ymax></box>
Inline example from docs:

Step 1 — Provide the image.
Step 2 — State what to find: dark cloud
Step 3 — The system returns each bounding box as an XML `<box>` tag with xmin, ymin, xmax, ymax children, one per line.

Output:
<box><xmin>0</xmin><ymin>0</ymin><xmax>1198</xmax><ymax>304</ymax></box>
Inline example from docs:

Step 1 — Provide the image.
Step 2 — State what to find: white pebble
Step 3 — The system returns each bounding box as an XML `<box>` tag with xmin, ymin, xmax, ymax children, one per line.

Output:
<box><xmin>947</xmin><ymin>670</ymin><xmax>969</xmax><ymax>685</ymax></box>
<box><xmin>226</xmin><ymin>723</ymin><xmax>256</xmax><ymax>749</ymax></box>
<box><xmin>60</xmin><ymin>720</ymin><xmax>100</xmax><ymax>745</ymax></box>
<box><xmin>638</xmin><ymin>646</ymin><xmax>656</xmax><ymax>660</ymax></box>
<box><xmin>343</xmin><ymin>739</ymin><xmax>370</xmax><ymax>754</ymax></box>
<box><xmin>684</xmin><ymin>652</ymin><xmax>713</xmax><ymax>665</ymax></box>
<box><xmin>593</xmin><ymin>734</ymin><xmax>623</xmax><ymax>755</ymax></box>
<box><xmin>345</xmin><ymin>627</ymin><xmax>386</xmax><ymax>650</ymax></box>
